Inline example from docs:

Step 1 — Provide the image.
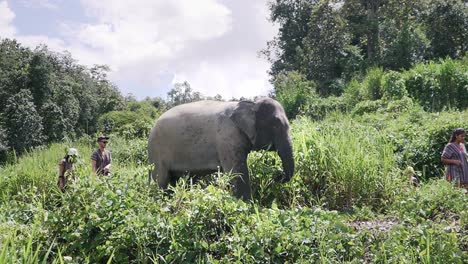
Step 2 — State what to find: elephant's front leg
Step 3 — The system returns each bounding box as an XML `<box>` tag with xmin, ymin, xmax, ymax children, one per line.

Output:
<box><xmin>220</xmin><ymin>151</ymin><xmax>252</xmax><ymax>201</ymax></box>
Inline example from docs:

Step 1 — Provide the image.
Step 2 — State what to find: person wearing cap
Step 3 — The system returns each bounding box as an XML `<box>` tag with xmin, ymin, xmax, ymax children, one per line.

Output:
<box><xmin>57</xmin><ymin>148</ymin><xmax>79</xmax><ymax>192</ymax></box>
<box><xmin>91</xmin><ymin>135</ymin><xmax>112</xmax><ymax>176</ymax></box>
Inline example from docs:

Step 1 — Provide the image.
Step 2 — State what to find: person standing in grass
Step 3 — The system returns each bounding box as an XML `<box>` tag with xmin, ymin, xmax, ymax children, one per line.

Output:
<box><xmin>57</xmin><ymin>148</ymin><xmax>79</xmax><ymax>192</ymax></box>
<box><xmin>91</xmin><ymin>135</ymin><xmax>112</xmax><ymax>176</ymax></box>
<box><xmin>441</xmin><ymin>128</ymin><xmax>468</xmax><ymax>188</ymax></box>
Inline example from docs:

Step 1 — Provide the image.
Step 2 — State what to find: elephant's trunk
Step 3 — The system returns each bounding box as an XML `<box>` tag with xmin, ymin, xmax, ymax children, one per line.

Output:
<box><xmin>276</xmin><ymin>134</ymin><xmax>294</xmax><ymax>182</ymax></box>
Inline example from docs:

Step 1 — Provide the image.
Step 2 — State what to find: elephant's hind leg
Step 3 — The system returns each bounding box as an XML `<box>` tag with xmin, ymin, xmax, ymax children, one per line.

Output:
<box><xmin>156</xmin><ymin>162</ymin><xmax>171</xmax><ymax>189</ymax></box>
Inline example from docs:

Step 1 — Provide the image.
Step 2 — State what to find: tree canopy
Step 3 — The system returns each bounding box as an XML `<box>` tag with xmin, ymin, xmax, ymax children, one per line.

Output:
<box><xmin>0</xmin><ymin>39</ymin><xmax>126</xmax><ymax>158</ymax></box>
<box><xmin>264</xmin><ymin>0</ymin><xmax>468</xmax><ymax>96</ymax></box>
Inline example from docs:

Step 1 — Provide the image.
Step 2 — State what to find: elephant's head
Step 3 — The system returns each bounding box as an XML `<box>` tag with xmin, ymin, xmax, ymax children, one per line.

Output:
<box><xmin>230</xmin><ymin>98</ymin><xmax>295</xmax><ymax>182</ymax></box>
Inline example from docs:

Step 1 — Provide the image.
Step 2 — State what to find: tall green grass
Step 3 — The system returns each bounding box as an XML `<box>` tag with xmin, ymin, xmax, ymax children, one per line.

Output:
<box><xmin>0</xmin><ymin>112</ymin><xmax>466</xmax><ymax>262</ymax></box>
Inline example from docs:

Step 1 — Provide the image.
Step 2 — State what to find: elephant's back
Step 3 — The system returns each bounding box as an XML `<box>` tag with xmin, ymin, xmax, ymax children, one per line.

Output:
<box><xmin>159</xmin><ymin>100</ymin><xmax>237</xmax><ymax>119</ymax></box>
<box><xmin>149</xmin><ymin>101</ymin><xmax>236</xmax><ymax>166</ymax></box>
<box><xmin>155</xmin><ymin>101</ymin><xmax>234</xmax><ymax>131</ymax></box>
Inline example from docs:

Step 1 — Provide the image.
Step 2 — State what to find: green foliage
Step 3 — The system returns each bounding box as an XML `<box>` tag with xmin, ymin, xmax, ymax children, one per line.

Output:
<box><xmin>362</xmin><ymin>67</ymin><xmax>385</xmax><ymax>101</ymax></box>
<box><xmin>391</xmin><ymin>179</ymin><xmax>467</xmax><ymax>223</ymax></box>
<box><xmin>381</xmin><ymin>71</ymin><xmax>408</xmax><ymax>100</ymax></box>
<box><xmin>403</xmin><ymin>58</ymin><xmax>468</xmax><ymax>111</ymax></box>
<box><xmin>423</xmin><ymin>0</ymin><xmax>468</xmax><ymax>59</ymax></box>
<box><xmin>380</xmin><ymin>18</ymin><xmax>430</xmax><ymax>70</ymax></box>
<box><xmin>302</xmin><ymin>96</ymin><xmax>348</xmax><ymax>121</ymax></box>
<box><xmin>273</xmin><ymin>71</ymin><xmax>316</xmax><ymax>118</ymax></box>
<box><xmin>265</xmin><ymin>0</ymin><xmax>468</xmax><ymax>93</ymax></box>
<box><xmin>0</xmin><ymin>39</ymin><xmax>125</xmax><ymax>161</ymax></box>
<box><xmin>97</xmin><ymin>99</ymin><xmax>161</xmax><ymax>139</ymax></box>
<box><xmin>4</xmin><ymin>89</ymin><xmax>45</xmax><ymax>153</ymax></box>
<box><xmin>250</xmin><ymin>116</ymin><xmax>406</xmax><ymax>210</ymax></box>
<box><xmin>303</xmin><ymin>0</ymin><xmax>351</xmax><ymax>95</ymax></box>
<box><xmin>167</xmin><ymin>81</ymin><xmax>203</xmax><ymax>107</ymax></box>
<box><xmin>356</xmin><ymin>109</ymin><xmax>468</xmax><ymax>179</ymax></box>
<box><xmin>98</xmin><ymin>111</ymin><xmax>153</xmax><ymax>138</ymax></box>
<box><xmin>352</xmin><ymin>99</ymin><xmax>386</xmax><ymax>115</ymax></box>
<box><xmin>1</xmin><ymin>122</ymin><xmax>467</xmax><ymax>262</ymax></box>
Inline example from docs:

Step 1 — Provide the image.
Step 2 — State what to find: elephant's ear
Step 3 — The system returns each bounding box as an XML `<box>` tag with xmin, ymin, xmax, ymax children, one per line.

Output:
<box><xmin>230</xmin><ymin>101</ymin><xmax>256</xmax><ymax>145</ymax></box>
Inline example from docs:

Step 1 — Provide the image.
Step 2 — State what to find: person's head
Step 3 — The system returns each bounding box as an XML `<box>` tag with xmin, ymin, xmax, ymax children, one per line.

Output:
<box><xmin>66</xmin><ymin>148</ymin><xmax>79</xmax><ymax>163</ymax></box>
<box><xmin>449</xmin><ymin>128</ymin><xmax>465</xmax><ymax>143</ymax></box>
<box><xmin>97</xmin><ymin>135</ymin><xmax>110</xmax><ymax>149</ymax></box>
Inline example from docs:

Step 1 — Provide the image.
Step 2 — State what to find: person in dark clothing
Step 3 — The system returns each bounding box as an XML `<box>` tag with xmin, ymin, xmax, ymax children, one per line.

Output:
<box><xmin>91</xmin><ymin>135</ymin><xmax>112</xmax><ymax>176</ymax></box>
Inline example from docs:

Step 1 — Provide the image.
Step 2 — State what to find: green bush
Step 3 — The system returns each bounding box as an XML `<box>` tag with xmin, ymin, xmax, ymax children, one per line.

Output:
<box><xmin>352</xmin><ymin>99</ymin><xmax>385</xmax><ymax>115</ymax></box>
<box><xmin>403</xmin><ymin>58</ymin><xmax>468</xmax><ymax>111</ymax></box>
<box><xmin>362</xmin><ymin>67</ymin><xmax>385</xmax><ymax>100</ymax></box>
<box><xmin>98</xmin><ymin>107</ymin><xmax>156</xmax><ymax>139</ymax></box>
<box><xmin>302</xmin><ymin>96</ymin><xmax>348</xmax><ymax>120</ymax></box>
<box><xmin>1</xmin><ymin>131</ymin><xmax>467</xmax><ymax>262</ymax></box>
<box><xmin>273</xmin><ymin>71</ymin><xmax>317</xmax><ymax>119</ymax></box>
<box><xmin>382</xmin><ymin>71</ymin><xmax>408</xmax><ymax>100</ymax></box>
<box><xmin>250</xmin><ymin>116</ymin><xmax>406</xmax><ymax>210</ymax></box>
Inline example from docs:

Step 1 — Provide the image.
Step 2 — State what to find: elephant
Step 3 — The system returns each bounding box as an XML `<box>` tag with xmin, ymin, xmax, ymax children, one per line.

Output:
<box><xmin>148</xmin><ymin>97</ymin><xmax>294</xmax><ymax>200</ymax></box>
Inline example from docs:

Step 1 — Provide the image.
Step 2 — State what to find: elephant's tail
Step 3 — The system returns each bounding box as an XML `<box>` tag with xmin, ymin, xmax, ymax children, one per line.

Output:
<box><xmin>148</xmin><ymin>169</ymin><xmax>153</xmax><ymax>187</ymax></box>
<box><xmin>148</xmin><ymin>170</ymin><xmax>152</xmax><ymax>186</ymax></box>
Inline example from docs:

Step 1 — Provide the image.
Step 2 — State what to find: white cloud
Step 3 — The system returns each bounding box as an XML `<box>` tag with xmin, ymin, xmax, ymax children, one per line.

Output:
<box><xmin>2</xmin><ymin>0</ymin><xmax>277</xmax><ymax>99</ymax></box>
<box><xmin>0</xmin><ymin>1</ymin><xmax>16</xmax><ymax>37</ymax></box>
<box><xmin>19</xmin><ymin>0</ymin><xmax>61</xmax><ymax>9</ymax></box>
<box><xmin>173</xmin><ymin>56</ymin><xmax>272</xmax><ymax>99</ymax></box>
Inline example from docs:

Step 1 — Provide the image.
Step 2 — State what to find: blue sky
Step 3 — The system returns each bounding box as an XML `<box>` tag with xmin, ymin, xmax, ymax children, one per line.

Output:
<box><xmin>0</xmin><ymin>0</ymin><xmax>277</xmax><ymax>100</ymax></box>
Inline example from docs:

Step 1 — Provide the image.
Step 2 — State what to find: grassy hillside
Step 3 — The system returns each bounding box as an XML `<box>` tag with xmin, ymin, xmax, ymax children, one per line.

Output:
<box><xmin>0</xmin><ymin>108</ymin><xmax>467</xmax><ymax>263</ymax></box>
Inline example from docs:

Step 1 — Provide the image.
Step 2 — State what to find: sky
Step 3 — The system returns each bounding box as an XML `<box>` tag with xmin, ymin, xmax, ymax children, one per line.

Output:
<box><xmin>0</xmin><ymin>0</ymin><xmax>278</xmax><ymax>100</ymax></box>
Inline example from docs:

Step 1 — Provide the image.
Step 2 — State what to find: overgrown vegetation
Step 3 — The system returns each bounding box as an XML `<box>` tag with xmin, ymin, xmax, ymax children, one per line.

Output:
<box><xmin>1</xmin><ymin>105</ymin><xmax>467</xmax><ymax>262</ymax></box>
<box><xmin>1</xmin><ymin>0</ymin><xmax>467</xmax><ymax>262</ymax></box>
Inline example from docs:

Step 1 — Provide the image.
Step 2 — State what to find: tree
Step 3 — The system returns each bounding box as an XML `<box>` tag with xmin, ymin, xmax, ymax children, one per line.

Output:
<box><xmin>40</xmin><ymin>101</ymin><xmax>66</xmax><ymax>142</ymax></box>
<box><xmin>0</xmin><ymin>39</ymin><xmax>31</xmax><ymax>113</ymax></box>
<box><xmin>423</xmin><ymin>0</ymin><xmax>468</xmax><ymax>59</ymax></box>
<box><xmin>4</xmin><ymin>89</ymin><xmax>45</xmax><ymax>153</ymax></box>
<box><xmin>167</xmin><ymin>81</ymin><xmax>203</xmax><ymax>107</ymax></box>
<box><xmin>303</xmin><ymin>0</ymin><xmax>353</xmax><ymax>95</ymax></box>
<box><xmin>0</xmin><ymin>117</ymin><xmax>8</xmax><ymax>163</ymax></box>
<box><xmin>262</xmin><ymin>0</ymin><xmax>317</xmax><ymax>78</ymax></box>
<box><xmin>264</xmin><ymin>0</ymin><xmax>467</xmax><ymax>92</ymax></box>
<box><xmin>28</xmin><ymin>47</ymin><xmax>55</xmax><ymax>109</ymax></box>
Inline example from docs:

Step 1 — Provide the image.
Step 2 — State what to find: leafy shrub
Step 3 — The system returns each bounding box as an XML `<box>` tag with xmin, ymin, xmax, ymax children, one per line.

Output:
<box><xmin>381</xmin><ymin>71</ymin><xmax>408</xmax><ymax>100</ymax></box>
<box><xmin>390</xmin><ymin>179</ymin><xmax>467</xmax><ymax>223</ymax></box>
<box><xmin>110</xmin><ymin>136</ymin><xmax>148</xmax><ymax>166</ymax></box>
<box><xmin>98</xmin><ymin>111</ymin><xmax>154</xmax><ymax>138</ymax></box>
<box><xmin>273</xmin><ymin>71</ymin><xmax>317</xmax><ymax>119</ymax></box>
<box><xmin>1</xmin><ymin>132</ymin><xmax>467</xmax><ymax>262</ymax></box>
<box><xmin>342</xmin><ymin>79</ymin><xmax>365</xmax><ymax>107</ymax></box>
<box><xmin>381</xmin><ymin>110</ymin><xmax>468</xmax><ymax>179</ymax></box>
<box><xmin>384</xmin><ymin>96</ymin><xmax>414</xmax><ymax>113</ymax></box>
<box><xmin>403</xmin><ymin>58</ymin><xmax>468</xmax><ymax>111</ymax></box>
<box><xmin>362</xmin><ymin>67</ymin><xmax>385</xmax><ymax>100</ymax></box>
<box><xmin>302</xmin><ymin>96</ymin><xmax>348</xmax><ymax>120</ymax></box>
<box><xmin>352</xmin><ymin>99</ymin><xmax>385</xmax><ymax>115</ymax></box>
<box><xmin>250</xmin><ymin>116</ymin><xmax>406</xmax><ymax>210</ymax></box>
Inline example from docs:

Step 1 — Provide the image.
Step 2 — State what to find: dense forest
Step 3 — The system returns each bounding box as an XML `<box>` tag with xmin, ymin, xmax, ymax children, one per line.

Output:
<box><xmin>0</xmin><ymin>0</ymin><xmax>467</xmax><ymax>263</ymax></box>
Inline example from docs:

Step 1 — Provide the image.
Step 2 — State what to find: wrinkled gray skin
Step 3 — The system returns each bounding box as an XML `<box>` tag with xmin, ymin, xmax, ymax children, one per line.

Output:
<box><xmin>148</xmin><ymin>97</ymin><xmax>294</xmax><ymax>201</ymax></box>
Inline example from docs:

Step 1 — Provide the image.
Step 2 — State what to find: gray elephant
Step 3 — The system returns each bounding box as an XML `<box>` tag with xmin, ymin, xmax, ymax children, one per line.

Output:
<box><xmin>148</xmin><ymin>97</ymin><xmax>294</xmax><ymax>200</ymax></box>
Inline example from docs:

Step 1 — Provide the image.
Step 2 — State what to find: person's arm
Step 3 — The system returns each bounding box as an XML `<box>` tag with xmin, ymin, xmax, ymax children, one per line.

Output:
<box><xmin>441</xmin><ymin>157</ymin><xmax>461</xmax><ymax>166</ymax></box>
<box><xmin>58</xmin><ymin>161</ymin><xmax>65</xmax><ymax>190</ymax></box>
<box><xmin>103</xmin><ymin>152</ymin><xmax>111</xmax><ymax>174</ymax></box>
<box><xmin>58</xmin><ymin>162</ymin><xmax>65</xmax><ymax>176</ymax></box>
<box><xmin>91</xmin><ymin>159</ymin><xmax>98</xmax><ymax>175</ymax></box>
<box><xmin>441</xmin><ymin>144</ymin><xmax>461</xmax><ymax>166</ymax></box>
